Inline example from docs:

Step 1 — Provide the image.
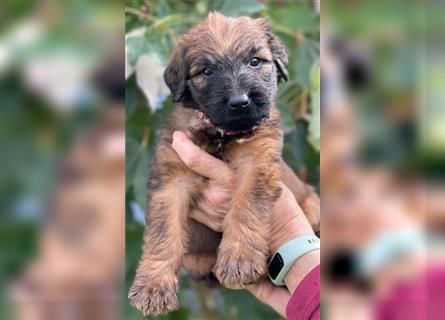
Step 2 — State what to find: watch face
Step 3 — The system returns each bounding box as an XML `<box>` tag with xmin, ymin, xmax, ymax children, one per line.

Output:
<box><xmin>268</xmin><ymin>253</ymin><xmax>284</xmax><ymax>280</ymax></box>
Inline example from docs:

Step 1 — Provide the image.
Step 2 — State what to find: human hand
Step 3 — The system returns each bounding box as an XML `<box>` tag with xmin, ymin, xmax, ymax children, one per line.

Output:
<box><xmin>172</xmin><ymin>130</ymin><xmax>319</xmax><ymax>316</ymax></box>
<box><xmin>172</xmin><ymin>131</ymin><xmax>314</xmax><ymax>242</ymax></box>
<box><xmin>171</xmin><ymin>131</ymin><xmax>233</xmax><ymax>232</ymax></box>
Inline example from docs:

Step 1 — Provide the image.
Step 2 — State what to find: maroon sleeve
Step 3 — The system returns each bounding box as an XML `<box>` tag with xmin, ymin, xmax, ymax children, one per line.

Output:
<box><xmin>286</xmin><ymin>265</ymin><xmax>320</xmax><ymax>320</ymax></box>
<box><xmin>375</xmin><ymin>265</ymin><xmax>445</xmax><ymax>320</ymax></box>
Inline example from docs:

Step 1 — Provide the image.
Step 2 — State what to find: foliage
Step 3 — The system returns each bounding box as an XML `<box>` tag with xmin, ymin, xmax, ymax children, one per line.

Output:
<box><xmin>125</xmin><ymin>0</ymin><xmax>320</xmax><ymax>319</ymax></box>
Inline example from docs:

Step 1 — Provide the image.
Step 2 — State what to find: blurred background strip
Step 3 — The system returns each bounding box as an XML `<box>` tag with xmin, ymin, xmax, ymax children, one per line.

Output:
<box><xmin>0</xmin><ymin>1</ymin><xmax>124</xmax><ymax>319</ymax></box>
<box><xmin>322</xmin><ymin>0</ymin><xmax>445</xmax><ymax>319</ymax></box>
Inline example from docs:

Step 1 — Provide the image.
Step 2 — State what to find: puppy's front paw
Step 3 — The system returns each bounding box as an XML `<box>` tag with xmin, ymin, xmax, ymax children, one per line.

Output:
<box><xmin>128</xmin><ymin>275</ymin><xmax>179</xmax><ymax>316</ymax></box>
<box><xmin>213</xmin><ymin>245</ymin><xmax>267</xmax><ymax>289</ymax></box>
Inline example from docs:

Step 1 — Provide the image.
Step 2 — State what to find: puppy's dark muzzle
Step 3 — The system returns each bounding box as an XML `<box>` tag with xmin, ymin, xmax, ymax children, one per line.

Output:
<box><xmin>228</xmin><ymin>94</ymin><xmax>250</xmax><ymax>110</ymax></box>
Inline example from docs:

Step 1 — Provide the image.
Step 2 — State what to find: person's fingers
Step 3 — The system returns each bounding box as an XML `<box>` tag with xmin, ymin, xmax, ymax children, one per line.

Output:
<box><xmin>202</xmin><ymin>186</ymin><xmax>231</xmax><ymax>210</ymax></box>
<box><xmin>172</xmin><ymin>131</ymin><xmax>234</xmax><ymax>187</ymax></box>
<box><xmin>190</xmin><ymin>208</ymin><xmax>224</xmax><ymax>232</ymax></box>
<box><xmin>246</xmin><ymin>281</ymin><xmax>290</xmax><ymax>317</ymax></box>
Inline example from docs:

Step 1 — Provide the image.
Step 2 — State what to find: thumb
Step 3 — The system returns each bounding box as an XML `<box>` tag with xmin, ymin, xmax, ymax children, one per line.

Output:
<box><xmin>172</xmin><ymin>131</ymin><xmax>234</xmax><ymax>187</ymax></box>
<box><xmin>246</xmin><ymin>281</ymin><xmax>290</xmax><ymax>317</ymax></box>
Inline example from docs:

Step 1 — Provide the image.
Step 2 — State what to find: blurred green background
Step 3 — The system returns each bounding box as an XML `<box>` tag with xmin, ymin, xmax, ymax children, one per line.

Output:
<box><xmin>0</xmin><ymin>1</ymin><xmax>122</xmax><ymax>319</ymax></box>
<box><xmin>125</xmin><ymin>0</ymin><xmax>320</xmax><ymax>319</ymax></box>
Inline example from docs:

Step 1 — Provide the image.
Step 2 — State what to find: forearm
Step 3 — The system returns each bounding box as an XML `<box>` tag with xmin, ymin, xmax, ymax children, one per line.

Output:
<box><xmin>284</xmin><ymin>250</ymin><xmax>320</xmax><ymax>293</ymax></box>
<box><xmin>284</xmin><ymin>251</ymin><xmax>320</xmax><ymax>320</ymax></box>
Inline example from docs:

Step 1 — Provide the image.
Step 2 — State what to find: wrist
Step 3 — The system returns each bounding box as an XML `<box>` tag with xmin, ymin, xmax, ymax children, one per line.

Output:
<box><xmin>268</xmin><ymin>234</ymin><xmax>319</xmax><ymax>286</ymax></box>
<box><xmin>270</xmin><ymin>224</ymin><xmax>314</xmax><ymax>254</ymax></box>
<box><xmin>269</xmin><ymin>226</ymin><xmax>300</xmax><ymax>254</ymax></box>
<box><xmin>283</xmin><ymin>249</ymin><xmax>320</xmax><ymax>293</ymax></box>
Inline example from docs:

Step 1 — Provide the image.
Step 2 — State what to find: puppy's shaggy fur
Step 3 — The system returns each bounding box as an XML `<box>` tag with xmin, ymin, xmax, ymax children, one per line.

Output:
<box><xmin>129</xmin><ymin>12</ymin><xmax>320</xmax><ymax>316</ymax></box>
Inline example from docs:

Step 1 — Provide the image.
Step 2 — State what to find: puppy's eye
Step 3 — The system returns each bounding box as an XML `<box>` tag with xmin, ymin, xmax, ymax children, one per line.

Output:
<box><xmin>249</xmin><ymin>57</ymin><xmax>262</xmax><ymax>68</ymax></box>
<box><xmin>202</xmin><ymin>67</ymin><xmax>213</xmax><ymax>76</ymax></box>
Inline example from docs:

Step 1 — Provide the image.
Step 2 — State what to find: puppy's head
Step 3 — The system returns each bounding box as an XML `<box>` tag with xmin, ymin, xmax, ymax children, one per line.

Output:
<box><xmin>164</xmin><ymin>12</ymin><xmax>288</xmax><ymax>134</ymax></box>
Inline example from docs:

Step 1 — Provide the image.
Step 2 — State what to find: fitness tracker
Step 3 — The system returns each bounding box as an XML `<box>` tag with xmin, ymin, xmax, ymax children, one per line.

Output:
<box><xmin>268</xmin><ymin>234</ymin><xmax>320</xmax><ymax>286</ymax></box>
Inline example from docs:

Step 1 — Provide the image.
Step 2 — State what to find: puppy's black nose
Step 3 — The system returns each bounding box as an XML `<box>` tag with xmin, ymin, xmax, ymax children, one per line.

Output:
<box><xmin>228</xmin><ymin>94</ymin><xmax>250</xmax><ymax>109</ymax></box>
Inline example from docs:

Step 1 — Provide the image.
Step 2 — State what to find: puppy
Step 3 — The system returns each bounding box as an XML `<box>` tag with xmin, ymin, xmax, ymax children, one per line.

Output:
<box><xmin>129</xmin><ymin>12</ymin><xmax>320</xmax><ymax>316</ymax></box>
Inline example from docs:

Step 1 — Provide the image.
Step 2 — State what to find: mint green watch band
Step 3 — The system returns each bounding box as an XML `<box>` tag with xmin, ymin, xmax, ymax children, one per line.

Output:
<box><xmin>268</xmin><ymin>235</ymin><xmax>320</xmax><ymax>286</ymax></box>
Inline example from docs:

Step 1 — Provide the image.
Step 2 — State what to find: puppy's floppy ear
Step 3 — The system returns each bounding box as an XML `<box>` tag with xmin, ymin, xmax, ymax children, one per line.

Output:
<box><xmin>164</xmin><ymin>46</ymin><xmax>188</xmax><ymax>102</ymax></box>
<box><xmin>269</xmin><ymin>32</ymin><xmax>289</xmax><ymax>82</ymax></box>
<box><xmin>256</xmin><ymin>18</ymin><xmax>289</xmax><ymax>82</ymax></box>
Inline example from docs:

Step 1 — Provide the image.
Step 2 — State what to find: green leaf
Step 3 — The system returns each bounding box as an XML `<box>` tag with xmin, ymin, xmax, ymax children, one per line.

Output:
<box><xmin>277</xmin><ymin>99</ymin><xmax>296</xmax><ymax>133</ymax></box>
<box><xmin>195</xmin><ymin>0</ymin><xmax>208</xmax><ymax>15</ymax></box>
<box><xmin>153</xmin><ymin>0</ymin><xmax>172</xmax><ymax>18</ymax></box>
<box><xmin>283</xmin><ymin>121</ymin><xmax>309</xmax><ymax>173</ymax></box>
<box><xmin>125</xmin><ymin>137</ymin><xmax>144</xmax><ymax>191</ymax></box>
<box><xmin>209</xmin><ymin>0</ymin><xmax>265</xmax><ymax>17</ymax></box>
<box><xmin>310</xmin><ymin>60</ymin><xmax>320</xmax><ymax>91</ymax></box>
<box><xmin>126</xmin><ymin>35</ymin><xmax>145</xmax><ymax>66</ymax></box>
<box><xmin>295</xmin><ymin>39</ymin><xmax>319</xmax><ymax>89</ymax></box>
<box><xmin>308</xmin><ymin>61</ymin><xmax>320</xmax><ymax>151</ymax></box>
<box><xmin>269</xmin><ymin>4</ymin><xmax>319</xmax><ymax>32</ymax></box>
